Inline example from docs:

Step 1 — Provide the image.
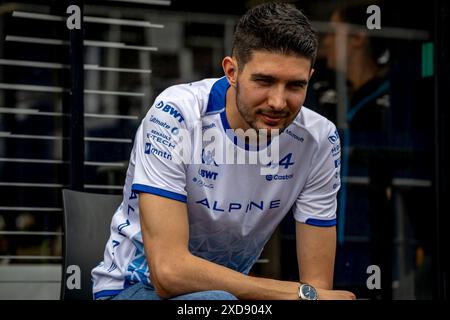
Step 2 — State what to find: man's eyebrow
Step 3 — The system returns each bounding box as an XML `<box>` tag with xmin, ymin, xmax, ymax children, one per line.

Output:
<box><xmin>250</xmin><ymin>73</ymin><xmax>276</xmax><ymax>81</ymax></box>
<box><xmin>250</xmin><ymin>73</ymin><xmax>308</xmax><ymax>85</ymax></box>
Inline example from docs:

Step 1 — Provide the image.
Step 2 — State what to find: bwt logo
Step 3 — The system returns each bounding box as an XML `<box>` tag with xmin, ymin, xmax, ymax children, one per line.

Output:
<box><xmin>154</xmin><ymin>101</ymin><xmax>185</xmax><ymax>123</ymax></box>
<box><xmin>199</xmin><ymin>169</ymin><xmax>218</xmax><ymax>180</ymax></box>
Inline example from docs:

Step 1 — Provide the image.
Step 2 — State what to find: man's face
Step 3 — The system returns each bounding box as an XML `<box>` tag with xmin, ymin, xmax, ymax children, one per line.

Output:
<box><xmin>234</xmin><ymin>50</ymin><xmax>313</xmax><ymax>133</ymax></box>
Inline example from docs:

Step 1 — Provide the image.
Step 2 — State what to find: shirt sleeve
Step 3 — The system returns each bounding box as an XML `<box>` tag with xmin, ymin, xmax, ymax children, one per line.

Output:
<box><xmin>131</xmin><ymin>90</ymin><xmax>193</xmax><ymax>203</ymax></box>
<box><xmin>292</xmin><ymin>121</ymin><xmax>341</xmax><ymax>226</ymax></box>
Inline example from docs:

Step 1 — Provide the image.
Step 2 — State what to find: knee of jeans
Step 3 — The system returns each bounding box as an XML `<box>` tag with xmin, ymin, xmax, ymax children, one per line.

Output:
<box><xmin>208</xmin><ymin>290</ymin><xmax>238</xmax><ymax>300</ymax></box>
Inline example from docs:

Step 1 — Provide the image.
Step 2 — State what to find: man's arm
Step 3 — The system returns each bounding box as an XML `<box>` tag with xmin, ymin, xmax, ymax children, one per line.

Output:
<box><xmin>140</xmin><ymin>193</ymin><xmax>301</xmax><ymax>299</ymax></box>
<box><xmin>296</xmin><ymin>222</ymin><xmax>355</xmax><ymax>299</ymax></box>
<box><xmin>139</xmin><ymin>193</ymin><xmax>355</xmax><ymax>299</ymax></box>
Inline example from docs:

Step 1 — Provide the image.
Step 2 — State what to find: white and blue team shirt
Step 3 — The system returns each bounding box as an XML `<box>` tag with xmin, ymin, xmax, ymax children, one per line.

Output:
<box><xmin>91</xmin><ymin>77</ymin><xmax>341</xmax><ymax>299</ymax></box>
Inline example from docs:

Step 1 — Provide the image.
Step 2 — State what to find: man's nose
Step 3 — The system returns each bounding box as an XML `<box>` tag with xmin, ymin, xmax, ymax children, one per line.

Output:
<box><xmin>267</xmin><ymin>86</ymin><xmax>287</xmax><ymax>111</ymax></box>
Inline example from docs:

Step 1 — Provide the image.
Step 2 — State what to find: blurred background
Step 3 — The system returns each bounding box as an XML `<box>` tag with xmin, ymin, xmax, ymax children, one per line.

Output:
<box><xmin>0</xmin><ymin>0</ymin><xmax>448</xmax><ymax>300</ymax></box>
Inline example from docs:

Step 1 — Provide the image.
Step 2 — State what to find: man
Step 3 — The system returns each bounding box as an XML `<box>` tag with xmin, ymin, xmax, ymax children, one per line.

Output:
<box><xmin>92</xmin><ymin>2</ymin><xmax>355</xmax><ymax>300</ymax></box>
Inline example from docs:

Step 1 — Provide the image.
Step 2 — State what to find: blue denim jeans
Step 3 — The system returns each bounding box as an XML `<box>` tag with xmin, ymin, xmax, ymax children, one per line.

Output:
<box><xmin>112</xmin><ymin>282</ymin><xmax>238</xmax><ymax>300</ymax></box>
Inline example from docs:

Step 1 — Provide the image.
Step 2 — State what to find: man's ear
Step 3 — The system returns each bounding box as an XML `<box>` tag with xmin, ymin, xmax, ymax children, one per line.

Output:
<box><xmin>222</xmin><ymin>56</ymin><xmax>238</xmax><ymax>87</ymax></box>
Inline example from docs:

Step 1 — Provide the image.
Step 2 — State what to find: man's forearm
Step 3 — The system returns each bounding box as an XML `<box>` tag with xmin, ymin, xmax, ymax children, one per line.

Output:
<box><xmin>154</xmin><ymin>251</ymin><xmax>299</xmax><ymax>300</ymax></box>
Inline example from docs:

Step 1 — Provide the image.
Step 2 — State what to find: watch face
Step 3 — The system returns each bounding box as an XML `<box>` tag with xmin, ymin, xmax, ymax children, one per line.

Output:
<box><xmin>301</xmin><ymin>284</ymin><xmax>318</xmax><ymax>300</ymax></box>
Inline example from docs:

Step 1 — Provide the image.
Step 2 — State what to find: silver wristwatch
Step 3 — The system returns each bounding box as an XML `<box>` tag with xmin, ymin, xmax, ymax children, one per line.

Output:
<box><xmin>298</xmin><ymin>283</ymin><xmax>318</xmax><ymax>300</ymax></box>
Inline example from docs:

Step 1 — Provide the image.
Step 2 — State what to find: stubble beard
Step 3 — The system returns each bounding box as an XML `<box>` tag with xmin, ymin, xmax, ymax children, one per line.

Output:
<box><xmin>235</xmin><ymin>82</ymin><xmax>294</xmax><ymax>140</ymax></box>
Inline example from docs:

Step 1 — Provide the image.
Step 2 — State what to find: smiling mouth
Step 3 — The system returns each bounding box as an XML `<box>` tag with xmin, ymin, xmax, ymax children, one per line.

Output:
<box><xmin>260</xmin><ymin>113</ymin><xmax>286</xmax><ymax>125</ymax></box>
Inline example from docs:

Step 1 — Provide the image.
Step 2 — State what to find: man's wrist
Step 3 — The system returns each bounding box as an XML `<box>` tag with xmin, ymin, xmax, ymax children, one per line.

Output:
<box><xmin>298</xmin><ymin>282</ymin><xmax>318</xmax><ymax>300</ymax></box>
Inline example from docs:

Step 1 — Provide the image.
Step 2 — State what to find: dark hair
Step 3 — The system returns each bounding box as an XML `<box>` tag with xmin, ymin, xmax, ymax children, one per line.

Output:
<box><xmin>232</xmin><ymin>2</ymin><xmax>318</xmax><ymax>68</ymax></box>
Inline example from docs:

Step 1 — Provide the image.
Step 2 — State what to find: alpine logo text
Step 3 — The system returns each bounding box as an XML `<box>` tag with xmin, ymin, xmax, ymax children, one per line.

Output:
<box><xmin>196</xmin><ymin>198</ymin><xmax>281</xmax><ymax>213</ymax></box>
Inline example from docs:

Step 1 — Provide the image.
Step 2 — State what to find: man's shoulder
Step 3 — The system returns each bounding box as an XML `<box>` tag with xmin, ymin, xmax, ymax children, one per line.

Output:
<box><xmin>160</xmin><ymin>78</ymin><xmax>221</xmax><ymax>108</ymax></box>
<box><xmin>156</xmin><ymin>78</ymin><xmax>222</xmax><ymax>114</ymax></box>
<box><xmin>145</xmin><ymin>77</ymin><xmax>223</xmax><ymax>127</ymax></box>
<box><xmin>291</xmin><ymin>106</ymin><xmax>338</xmax><ymax>145</ymax></box>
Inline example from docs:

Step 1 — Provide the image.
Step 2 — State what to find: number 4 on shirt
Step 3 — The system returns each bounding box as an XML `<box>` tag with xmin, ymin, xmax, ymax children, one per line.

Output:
<box><xmin>267</xmin><ymin>153</ymin><xmax>295</xmax><ymax>169</ymax></box>
<box><xmin>279</xmin><ymin>153</ymin><xmax>295</xmax><ymax>169</ymax></box>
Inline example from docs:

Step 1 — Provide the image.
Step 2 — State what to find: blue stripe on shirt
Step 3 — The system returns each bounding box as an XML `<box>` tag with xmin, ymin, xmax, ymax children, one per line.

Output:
<box><xmin>132</xmin><ymin>184</ymin><xmax>187</xmax><ymax>203</ymax></box>
<box><xmin>305</xmin><ymin>218</ymin><xmax>336</xmax><ymax>227</ymax></box>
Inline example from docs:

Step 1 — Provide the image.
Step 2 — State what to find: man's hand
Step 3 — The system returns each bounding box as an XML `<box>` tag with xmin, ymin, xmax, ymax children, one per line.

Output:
<box><xmin>316</xmin><ymin>288</ymin><xmax>356</xmax><ymax>300</ymax></box>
